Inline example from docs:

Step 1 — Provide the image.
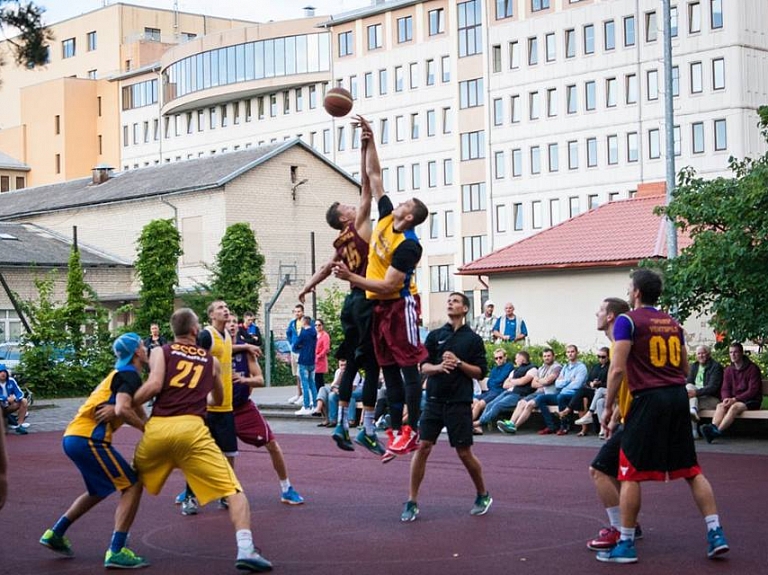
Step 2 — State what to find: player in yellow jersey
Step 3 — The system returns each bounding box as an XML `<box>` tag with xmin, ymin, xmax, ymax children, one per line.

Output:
<box><xmin>39</xmin><ymin>333</ymin><xmax>149</xmax><ymax>569</ymax></box>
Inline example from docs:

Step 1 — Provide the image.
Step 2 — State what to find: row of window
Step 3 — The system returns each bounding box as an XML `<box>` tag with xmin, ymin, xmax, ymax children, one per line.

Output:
<box><xmin>339</xmin><ymin>56</ymin><xmax>452</xmax><ymax>100</ymax></box>
<box><xmin>382</xmin><ymin>158</ymin><xmax>455</xmax><ymax>194</ymax></box>
<box><xmin>61</xmin><ymin>31</ymin><xmax>96</xmax><ymax>59</ymax></box>
<box><xmin>122</xmin><ymin>79</ymin><xmax>159</xmax><ymax>111</ymax></box>
<box><xmin>0</xmin><ymin>175</ymin><xmax>26</xmax><ymax>193</ymax></box>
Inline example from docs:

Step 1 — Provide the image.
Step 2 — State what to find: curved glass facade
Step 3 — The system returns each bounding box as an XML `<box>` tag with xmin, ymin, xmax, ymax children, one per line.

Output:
<box><xmin>163</xmin><ymin>32</ymin><xmax>331</xmax><ymax>103</ymax></box>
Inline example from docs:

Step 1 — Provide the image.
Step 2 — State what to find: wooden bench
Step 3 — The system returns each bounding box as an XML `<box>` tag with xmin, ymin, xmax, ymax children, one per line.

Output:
<box><xmin>698</xmin><ymin>379</ymin><xmax>768</xmax><ymax>420</ymax></box>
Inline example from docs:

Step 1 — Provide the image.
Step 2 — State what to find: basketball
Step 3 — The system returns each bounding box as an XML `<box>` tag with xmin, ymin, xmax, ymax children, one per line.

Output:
<box><xmin>323</xmin><ymin>87</ymin><xmax>354</xmax><ymax>117</ymax></box>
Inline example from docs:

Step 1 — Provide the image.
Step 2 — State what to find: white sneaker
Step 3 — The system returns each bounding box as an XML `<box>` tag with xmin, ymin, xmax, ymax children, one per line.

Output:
<box><xmin>291</xmin><ymin>396</ymin><xmax>304</xmax><ymax>405</ymax></box>
<box><xmin>574</xmin><ymin>413</ymin><xmax>593</xmax><ymax>426</ymax></box>
<box><xmin>20</xmin><ymin>422</ymin><xmax>30</xmax><ymax>429</ymax></box>
<box><xmin>294</xmin><ymin>407</ymin><xmax>314</xmax><ymax>415</ymax></box>
<box><xmin>287</xmin><ymin>394</ymin><xmax>299</xmax><ymax>404</ymax></box>
<box><xmin>690</xmin><ymin>407</ymin><xmax>700</xmax><ymax>422</ymax></box>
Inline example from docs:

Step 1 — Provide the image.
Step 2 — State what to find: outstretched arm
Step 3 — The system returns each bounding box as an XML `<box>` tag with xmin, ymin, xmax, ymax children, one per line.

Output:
<box><xmin>298</xmin><ymin>259</ymin><xmax>336</xmax><ymax>303</ymax></box>
<box><xmin>354</xmin><ymin>116</ymin><xmax>374</xmax><ymax>238</ymax></box>
<box><xmin>357</xmin><ymin>116</ymin><xmax>385</xmax><ymax>202</ymax></box>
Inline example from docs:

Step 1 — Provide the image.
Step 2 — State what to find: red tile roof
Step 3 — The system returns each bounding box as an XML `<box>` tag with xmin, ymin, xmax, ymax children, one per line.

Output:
<box><xmin>458</xmin><ymin>195</ymin><xmax>691</xmax><ymax>275</ymax></box>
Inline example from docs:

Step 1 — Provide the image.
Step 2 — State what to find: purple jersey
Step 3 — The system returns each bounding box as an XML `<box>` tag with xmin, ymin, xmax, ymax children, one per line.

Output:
<box><xmin>232</xmin><ymin>341</ymin><xmax>251</xmax><ymax>408</ymax></box>
<box><xmin>151</xmin><ymin>343</ymin><xmax>214</xmax><ymax>418</ymax></box>
<box><xmin>614</xmin><ymin>307</ymin><xmax>686</xmax><ymax>392</ymax></box>
<box><xmin>333</xmin><ymin>223</ymin><xmax>368</xmax><ymax>277</ymax></box>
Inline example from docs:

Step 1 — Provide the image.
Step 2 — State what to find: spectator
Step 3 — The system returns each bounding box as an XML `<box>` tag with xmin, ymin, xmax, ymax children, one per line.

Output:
<box><xmin>686</xmin><ymin>345</ymin><xmax>723</xmax><ymax>423</ymax></box>
<box><xmin>292</xmin><ymin>316</ymin><xmax>317</xmax><ymax>415</ymax></box>
<box><xmin>471</xmin><ymin>300</ymin><xmax>497</xmax><ymax>343</ymax></box>
<box><xmin>701</xmin><ymin>342</ymin><xmax>763</xmax><ymax>443</ymax></box>
<box><xmin>314</xmin><ymin>319</ymin><xmax>331</xmax><ymax>393</ymax></box>
<box><xmin>1</xmin><ymin>365</ymin><xmax>29</xmax><ymax>435</ymax></box>
<box><xmin>491</xmin><ymin>302</ymin><xmax>528</xmax><ymax>343</ymax></box>
<box><xmin>143</xmin><ymin>323</ymin><xmax>167</xmax><ymax>355</ymax></box>
<box><xmin>286</xmin><ymin>304</ymin><xmax>307</xmax><ymax>405</ymax></box>
<box><xmin>471</xmin><ymin>348</ymin><xmax>513</xmax><ymax>421</ymax></box>
<box><xmin>314</xmin><ymin>360</ymin><xmax>362</xmax><ymax>427</ymax></box>
<box><xmin>238</xmin><ymin>312</ymin><xmax>262</xmax><ymax>347</ymax></box>
<box><xmin>533</xmin><ymin>345</ymin><xmax>587</xmax><ymax>435</ymax></box>
<box><xmin>559</xmin><ymin>347</ymin><xmax>610</xmax><ymax>436</ymax></box>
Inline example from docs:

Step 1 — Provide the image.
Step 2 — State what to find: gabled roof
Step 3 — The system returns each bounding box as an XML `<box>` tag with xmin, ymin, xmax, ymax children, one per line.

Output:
<box><xmin>0</xmin><ymin>139</ymin><xmax>357</xmax><ymax>220</ymax></box>
<box><xmin>0</xmin><ymin>150</ymin><xmax>30</xmax><ymax>172</ymax></box>
<box><xmin>458</xmin><ymin>195</ymin><xmax>691</xmax><ymax>275</ymax></box>
<box><xmin>0</xmin><ymin>223</ymin><xmax>130</xmax><ymax>267</ymax></box>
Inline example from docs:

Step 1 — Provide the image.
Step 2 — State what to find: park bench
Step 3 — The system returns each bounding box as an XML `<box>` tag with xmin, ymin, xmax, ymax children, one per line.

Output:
<box><xmin>698</xmin><ymin>379</ymin><xmax>768</xmax><ymax>420</ymax></box>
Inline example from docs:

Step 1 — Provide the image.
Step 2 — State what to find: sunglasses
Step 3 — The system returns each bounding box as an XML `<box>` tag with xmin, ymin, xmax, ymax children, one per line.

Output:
<box><xmin>494</xmin><ymin>356</ymin><xmax>505</xmax><ymax>360</ymax></box>
<box><xmin>597</xmin><ymin>355</ymin><xmax>608</xmax><ymax>359</ymax></box>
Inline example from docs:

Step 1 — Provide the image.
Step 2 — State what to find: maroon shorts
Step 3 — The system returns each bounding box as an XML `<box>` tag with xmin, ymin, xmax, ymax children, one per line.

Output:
<box><xmin>233</xmin><ymin>401</ymin><xmax>274</xmax><ymax>448</ymax></box>
<box><xmin>372</xmin><ymin>294</ymin><xmax>428</xmax><ymax>367</ymax></box>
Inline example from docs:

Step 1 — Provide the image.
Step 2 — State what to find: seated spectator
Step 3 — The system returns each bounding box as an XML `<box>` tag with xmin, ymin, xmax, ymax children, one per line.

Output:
<box><xmin>559</xmin><ymin>347</ymin><xmax>609</xmax><ymax>436</ymax></box>
<box><xmin>472</xmin><ymin>351</ymin><xmax>538</xmax><ymax>433</ymax></box>
<box><xmin>315</xmin><ymin>360</ymin><xmax>363</xmax><ymax>427</ymax></box>
<box><xmin>471</xmin><ymin>349</ymin><xmax>514</xmax><ymax>421</ymax></box>
<box><xmin>491</xmin><ymin>303</ymin><xmax>528</xmax><ymax>344</ymax></box>
<box><xmin>686</xmin><ymin>344</ymin><xmax>723</xmax><ymax>423</ymax></box>
<box><xmin>1</xmin><ymin>365</ymin><xmax>28</xmax><ymax>435</ymax></box>
<box><xmin>471</xmin><ymin>300</ymin><xmax>497</xmax><ymax>343</ymax></box>
<box><xmin>701</xmin><ymin>342</ymin><xmax>763</xmax><ymax>443</ymax></box>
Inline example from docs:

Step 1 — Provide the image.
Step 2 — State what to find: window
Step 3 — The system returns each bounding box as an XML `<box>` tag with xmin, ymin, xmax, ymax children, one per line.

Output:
<box><xmin>15</xmin><ymin>176</ymin><xmax>24</xmax><ymax>190</ymax></box>
<box><xmin>412</xmin><ymin>164</ymin><xmax>421</xmax><ymax>190</ymax></box>
<box><xmin>496</xmin><ymin>204</ymin><xmax>508</xmax><ymax>233</ymax></box>
<box><xmin>429</xmin><ymin>213</ymin><xmax>440</xmax><ymax>239</ymax></box>
<box><xmin>604</xmin><ymin>20</ymin><xmax>615</xmax><ymax>50</ymax></box>
<box><xmin>528</xmin><ymin>37</ymin><xmax>538</xmax><ymax>65</ymax></box>
<box><xmin>645</xmin><ymin>11</ymin><xmax>657</xmax><ymax>42</ymax></box>
<box><xmin>430</xmin><ymin>265</ymin><xmax>454</xmax><ymax>292</ymax></box>
<box><xmin>458</xmin><ymin>0</ymin><xmax>483</xmax><ymax>57</ymax></box>
<box><xmin>54</xmin><ymin>114</ymin><xmax>60</xmax><ymax>135</ymax></box>
<box><xmin>606</xmin><ymin>78</ymin><xmax>617</xmax><ymax>107</ymax></box>
<box><xmin>690</xmin><ymin>61</ymin><xmax>703</xmax><ymax>93</ymax></box>
<box><xmin>462</xmin><ymin>182</ymin><xmax>487</xmax><ymax>212</ymax></box>
<box><xmin>492</xmin><ymin>45</ymin><xmax>502</xmax><ymax>72</ymax></box>
<box><xmin>460</xmin><ymin>78</ymin><xmax>484</xmax><ymax>108</ymax></box>
<box><xmin>363</xmin><ymin>72</ymin><xmax>373</xmax><ymax>98</ymax></box>
<box><xmin>428</xmin><ymin>160</ymin><xmax>438</xmax><ymax>187</ymax></box>
<box><xmin>496</xmin><ymin>0</ymin><xmax>513</xmax><ymax>19</ymax></box>
<box><xmin>545</xmin><ymin>33</ymin><xmax>555</xmax><ymax>62</ymax></box>
<box><xmin>627</xmin><ymin>132</ymin><xmax>639</xmax><ymax>162</ymax></box>
<box><xmin>462</xmin><ymin>235</ymin><xmax>488</xmax><ymax>264</ymax></box>
<box><xmin>566</xmin><ymin>85</ymin><xmax>577</xmax><ymax>113</ymax></box>
<box><xmin>398</xmin><ymin>16</ymin><xmax>413</xmax><ymax>43</ymax></box>
<box><xmin>429</xmin><ymin>8</ymin><xmax>446</xmax><ymax>35</ymax></box>
<box><xmin>532</xmin><ymin>201</ymin><xmax>542</xmax><ymax>229</ymax></box>
<box><xmin>62</xmin><ymin>38</ymin><xmax>76</xmax><ymax>58</ymax></box>
<box><xmin>624</xmin><ymin>16</ymin><xmax>636</xmax><ymax>46</ymax></box>
<box><xmin>269</xmin><ymin>94</ymin><xmax>277</xmax><ymax>117</ymax></box>
<box><xmin>494</xmin><ymin>151</ymin><xmax>505</xmax><ymax>178</ymax></box>
<box><xmin>607</xmin><ymin>135</ymin><xmax>619</xmax><ymax>164</ymax></box>
<box><xmin>441</xmin><ymin>55</ymin><xmax>451</xmax><ymax>82</ymax></box>
<box><xmin>444</xmin><ymin>159</ymin><xmax>453</xmax><ymax>185</ymax></box>
<box><xmin>426</xmin><ymin>59</ymin><xmax>436</xmax><ymax>85</ymax></box>
<box><xmin>493</xmin><ymin>98</ymin><xmax>503</xmax><ymax>125</ymax></box>
<box><xmin>411</xmin><ymin>113</ymin><xmax>420</xmax><ymax>139</ymax></box>
<box><xmin>396</xmin><ymin>165</ymin><xmax>406</xmax><ymax>191</ymax></box>
<box><xmin>382</xmin><ymin>167</ymin><xmax>390</xmax><ymax>191</ymax></box>
<box><xmin>529</xmin><ymin>91</ymin><xmax>540</xmax><ymax>120</ymax></box>
<box><xmin>547</xmin><ymin>88</ymin><xmax>557</xmax><ymax>116</ymax></box>
<box><xmin>692</xmin><ymin>122</ymin><xmax>705</xmax><ymax>153</ymax></box>
<box><xmin>689</xmin><ymin>2</ymin><xmax>701</xmax><ymax>33</ymax></box>
<box><xmin>338</xmin><ymin>31</ymin><xmax>353</xmax><ymax>56</ymax></box>
<box><xmin>587</xmin><ymin>137</ymin><xmax>598</xmax><ymax>167</ymax></box>
<box><xmin>710</xmin><ymin>0</ymin><xmax>723</xmax><ymax>29</ymax></box>
<box><xmin>87</xmin><ymin>31</ymin><xmax>97</xmax><ymax>51</ymax></box>
<box><xmin>714</xmin><ymin>119</ymin><xmax>727</xmax><ymax>150</ymax></box>
<box><xmin>569</xmin><ymin>196</ymin><xmax>580</xmax><ymax>218</ymax></box>
<box><xmin>530</xmin><ymin>146</ymin><xmax>541</xmax><ymax>174</ymax></box>
<box><xmin>395</xmin><ymin>66</ymin><xmax>404</xmax><ymax>92</ymax></box>
<box><xmin>509</xmin><ymin>41</ymin><xmax>520</xmax><ymax>68</ymax></box>
<box><xmin>445</xmin><ymin>210</ymin><xmax>455</xmax><ymax>237</ymax></box>
<box><xmin>647</xmin><ymin>69</ymin><xmax>659</xmax><ymax>100</ymax></box>
<box><xmin>323</xmin><ymin>129</ymin><xmax>331</xmax><ymax>153</ymax></box>
<box><xmin>672</xmin><ymin>65</ymin><xmax>680</xmax><ymax>96</ymax></box>
<box><xmin>368</xmin><ymin>24</ymin><xmax>382</xmax><ymax>49</ymax></box>
<box><xmin>443</xmin><ymin>106</ymin><xmax>453</xmax><ymax>133</ymax></box>
<box><xmin>585</xmin><ymin>81</ymin><xmax>596</xmax><ymax>110</ymax></box>
<box><xmin>712</xmin><ymin>58</ymin><xmax>725</xmax><ymax>90</ymax></box>
<box><xmin>588</xmin><ymin>194</ymin><xmax>599</xmax><ymax>209</ymax></box>
<box><xmin>396</xmin><ymin>115</ymin><xmax>405</xmax><ymax>141</ymax></box>
<box><xmin>609</xmin><ymin>192</ymin><xmax>621</xmax><ymax>202</ymax></box>
<box><xmin>671</xmin><ymin>6</ymin><xmax>679</xmax><ymax>36</ymax></box>
<box><xmin>513</xmin><ymin>203</ymin><xmax>524</xmax><ymax>231</ymax></box>
<box><xmin>548</xmin><ymin>143</ymin><xmax>559</xmax><ymax>171</ymax></box>
<box><xmin>460</xmin><ymin>131</ymin><xmax>485</xmax><ymax>160</ymax></box>
<box><xmin>648</xmin><ymin>128</ymin><xmax>661</xmax><ymax>159</ymax></box>
<box><xmin>511</xmin><ymin>94</ymin><xmax>521</xmax><ymax>122</ymax></box>
<box><xmin>0</xmin><ymin>176</ymin><xmax>8</xmax><ymax>192</ymax></box>
<box><xmin>673</xmin><ymin>124</ymin><xmax>681</xmax><ymax>156</ymax></box>
<box><xmin>337</xmin><ymin>126</ymin><xmax>347</xmax><ymax>151</ymax></box>
<box><xmin>55</xmin><ymin>153</ymin><xmax>61</xmax><ymax>174</ymax></box>
<box><xmin>568</xmin><ymin>140</ymin><xmax>579</xmax><ymax>169</ymax></box>
<box><xmin>409</xmin><ymin>63</ymin><xmax>418</xmax><ymax>89</ymax></box>
<box><xmin>512</xmin><ymin>149</ymin><xmax>522</xmax><ymax>176</ymax></box>
<box><xmin>565</xmin><ymin>29</ymin><xmax>576</xmax><ymax>58</ymax></box>
<box><xmin>144</xmin><ymin>27</ymin><xmax>161</xmax><ymax>41</ymax></box>
<box><xmin>532</xmin><ymin>0</ymin><xmax>550</xmax><ymax>11</ymax></box>
<box><xmin>427</xmin><ymin>109</ymin><xmax>436</xmax><ymax>136</ymax></box>
<box><xmin>550</xmin><ymin>198</ymin><xmax>561</xmax><ymax>226</ymax></box>
<box><xmin>583</xmin><ymin>24</ymin><xmax>595</xmax><ymax>54</ymax></box>
<box><xmin>380</xmin><ymin>118</ymin><xmax>389</xmax><ymax>144</ymax></box>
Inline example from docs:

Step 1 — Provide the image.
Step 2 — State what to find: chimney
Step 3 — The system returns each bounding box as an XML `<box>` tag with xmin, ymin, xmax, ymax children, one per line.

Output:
<box><xmin>92</xmin><ymin>163</ymin><xmax>113</xmax><ymax>185</ymax></box>
<box><xmin>303</xmin><ymin>5</ymin><xmax>315</xmax><ymax>17</ymax></box>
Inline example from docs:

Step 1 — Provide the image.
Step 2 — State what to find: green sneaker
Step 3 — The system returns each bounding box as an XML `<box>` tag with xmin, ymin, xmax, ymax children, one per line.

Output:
<box><xmin>400</xmin><ymin>500</ymin><xmax>419</xmax><ymax>522</ymax></box>
<box><xmin>104</xmin><ymin>547</ymin><xmax>149</xmax><ymax>569</ymax></box>
<box><xmin>470</xmin><ymin>492</ymin><xmax>493</xmax><ymax>516</ymax></box>
<box><xmin>39</xmin><ymin>529</ymin><xmax>74</xmax><ymax>557</ymax></box>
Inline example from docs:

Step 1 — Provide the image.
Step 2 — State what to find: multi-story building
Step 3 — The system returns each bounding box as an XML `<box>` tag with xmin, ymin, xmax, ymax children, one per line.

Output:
<box><xmin>1</xmin><ymin>0</ymin><xmax>767</xmax><ymax>328</ymax></box>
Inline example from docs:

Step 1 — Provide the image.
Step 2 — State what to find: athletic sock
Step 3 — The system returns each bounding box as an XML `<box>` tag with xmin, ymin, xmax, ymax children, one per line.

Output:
<box><xmin>279</xmin><ymin>479</ymin><xmax>291</xmax><ymax>493</ymax></box>
<box><xmin>110</xmin><ymin>531</ymin><xmax>128</xmax><ymax>553</ymax></box>
<box><xmin>347</xmin><ymin>403</ymin><xmax>356</xmax><ymax>425</ymax></box>
<box><xmin>705</xmin><ymin>514</ymin><xmax>721</xmax><ymax>531</ymax></box>
<box><xmin>52</xmin><ymin>515</ymin><xmax>72</xmax><ymax>537</ymax></box>
<box><xmin>236</xmin><ymin>529</ymin><xmax>255</xmax><ymax>559</ymax></box>
<box><xmin>619</xmin><ymin>526</ymin><xmax>635</xmax><ymax>542</ymax></box>
<box><xmin>338</xmin><ymin>405</ymin><xmax>348</xmax><ymax>430</ymax></box>
<box><xmin>363</xmin><ymin>410</ymin><xmax>375</xmax><ymax>435</ymax></box>
<box><xmin>606</xmin><ymin>506</ymin><xmax>621</xmax><ymax>529</ymax></box>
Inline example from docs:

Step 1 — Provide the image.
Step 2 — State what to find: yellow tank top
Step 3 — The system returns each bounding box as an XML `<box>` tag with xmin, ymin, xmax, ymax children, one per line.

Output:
<box><xmin>205</xmin><ymin>326</ymin><xmax>233</xmax><ymax>412</ymax></box>
<box><xmin>64</xmin><ymin>371</ymin><xmax>124</xmax><ymax>443</ymax></box>
<box><xmin>366</xmin><ymin>213</ymin><xmax>418</xmax><ymax>300</ymax></box>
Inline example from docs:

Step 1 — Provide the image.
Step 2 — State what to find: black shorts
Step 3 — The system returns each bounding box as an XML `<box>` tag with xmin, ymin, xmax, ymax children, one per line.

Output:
<box><xmin>419</xmin><ymin>400</ymin><xmax>473</xmax><ymax>448</ymax></box>
<box><xmin>206</xmin><ymin>411</ymin><xmax>238</xmax><ymax>456</ymax></box>
<box><xmin>620</xmin><ymin>386</ymin><xmax>700</xmax><ymax>482</ymax></box>
<box><xmin>590</xmin><ymin>426</ymin><xmax>623</xmax><ymax>478</ymax></box>
<box><xmin>336</xmin><ymin>288</ymin><xmax>375</xmax><ymax>363</ymax></box>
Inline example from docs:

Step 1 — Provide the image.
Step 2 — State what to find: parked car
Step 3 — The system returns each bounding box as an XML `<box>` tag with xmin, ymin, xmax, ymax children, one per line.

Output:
<box><xmin>273</xmin><ymin>339</ymin><xmax>292</xmax><ymax>364</ymax></box>
<box><xmin>0</xmin><ymin>342</ymin><xmax>21</xmax><ymax>372</ymax></box>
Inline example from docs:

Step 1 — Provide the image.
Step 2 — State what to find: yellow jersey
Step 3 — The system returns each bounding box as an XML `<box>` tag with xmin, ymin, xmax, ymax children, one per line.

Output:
<box><xmin>205</xmin><ymin>326</ymin><xmax>233</xmax><ymax>413</ymax></box>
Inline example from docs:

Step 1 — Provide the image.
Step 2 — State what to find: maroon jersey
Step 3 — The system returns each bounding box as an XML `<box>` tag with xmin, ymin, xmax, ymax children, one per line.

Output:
<box><xmin>615</xmin><ymin>307</ymin><xmax>686</xmax><ymax>392</ymax></box>
<box><xmin>150</xmin><ymin>342</ymin><xmax>215</xmax><ymax>418</ymax></box>
<box><xmin>333</xmin><ymin>223</ymin><xmax>368</xmax><ymax>277</ymax></box>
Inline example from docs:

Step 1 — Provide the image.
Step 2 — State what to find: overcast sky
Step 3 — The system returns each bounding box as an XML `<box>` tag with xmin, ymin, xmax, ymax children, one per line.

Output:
<box><xmin>38</xmin><ymin>0</ymin><xmax>372</xmax><ymax>25</ymax></box>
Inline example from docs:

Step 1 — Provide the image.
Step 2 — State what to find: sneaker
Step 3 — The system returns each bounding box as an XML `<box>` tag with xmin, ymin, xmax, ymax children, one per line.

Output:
<box><xmin>332</xmin><ymin>424</ymin><xmax>355</xmax><ymax>451</ymax></box>
<box><xmin>104</xmin><ymin>547</ymin><xmax>150</xmax><ymax>569</ymax></box>
<box><xmin>235</xmin><ymin>549</ymin><xmax>273</xmax><ymax>572</ymax></box>
<box><xmin>280</xmin><ymin>486</ymin><xmax>305</xmax><ymax>505</ymax></box>
<box><xmin>496</xmin><ymin>420</ymin><xmax>517</xmax><ymax>434</ymax></box>
<box><xmin>635</xmin><ymin>524</ymin><xmax>643</xmax><ymax>539</ymax></box>
<box><xmin>701</xmin><ymin>424</ymin><xmax>720</xmax><ymax>444</ymax></box>
<box><xmin>470</xmin><ymin>492</ymin><xmax>493</xmax><ymax>516</ymax></box>
<box><xmin>389</xmin><ymin>425</ymin><xmax>418</xmax><ymax>455</ymax></box>
<box><xmin>286</xmin><ymin>394</ymin><xmax>299</xmax><ymax>404</ymax></box>
<box><xmin>690</xmin><ymin>407</ymin><xmax>700</xmax><ymax>422</ymax></box>
<box><xmin>294</xmin><ymin>407</ymin><xmax>314</xmax><ymax>416</ymax></box>
<box><xmin>587</xmin><ymin>526</ymin><xmax>620</xmax><ymax>551</ymax></box>
<box><xmin>20</xmin><ymin>422</ymin><xmax>30</xmax><ymax>429</ymax></box>
<box><xmin>707</xmin><ymin>526</ymin><xmax>729</xmax><ymax>559</ymax></box>
<box><xmin>218</xmin><ymin>497</ymin><xmax>229</xmax><ymax>510</ymax></box>
<box><xmin>291</xmin><ymin>396</ymin><xmax>304</xmax><ymax>406</ymax></box>
<box><xmin>574</xmin><ymin>413</ymin><xmax>593</xmax><ymax>426</ymax></box>
<box><xmin>14</xmin><ymin>426</ymin><xmax>28</xmax><ymax>435</ymax></box>
<box><xmin>400</xmin><ymin>500</ymin><xmax>419</xmax><ymax>522</ymax></box>
<box><xmin>537</xmin><ymin>428</ymin><xmax>554</xmax><ymax>435</ymax></box>
<box><xmin>381</xmin><ymin>450</ymin><xmax>397</xmax><ymax>464</ymax></box>
<box><xmin>354</xmin><ymin>428</ymin><xmax>386</xmax><ymax>456</ymax></box>
<box><xmin>181</xmin><ymin>496</ymin><xmax>199</xmax><ymax>516</ymax></box>
<box><xmin>598</xmin><ymin>429</ymin><xmax>606</xmax><ymax>439</ymax></box>
<box><xmin>174</xmin><ymin>490</ymin><xmax>187</xmax><ymax>505</ymax></box>
<box><xmin>556</xmin><ymin>428</ymin><xmax>569</xmax><ymax>436</ymax></box>
<box><xmin>39</xmin><ymin>529</ymin><xmax>74</xmax><ymax>557</ymax></box>
<box><xmin>596</xmin><ymin>539</ymin><xmax>638</xmax><ymax>564</ymax></box>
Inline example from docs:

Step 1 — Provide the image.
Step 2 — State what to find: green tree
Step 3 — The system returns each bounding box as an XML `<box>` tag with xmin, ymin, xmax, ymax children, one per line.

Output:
<box><xmin>65</xmin><ymin>246</ymin><xmax>87</xmax><ymax>352</ymax></box>
<box><xmin>0</xmin><ymin>1</ymin><xmax>52</xmax><ymax>72</ymax></box>
<box><xmin>315</xmin><ymin>284</ymin><xmax>345</xmax><ymax>374</ymax></box>
<box><xmin>653</xmin><ymin>106</ymin><xmax>768</xmax><ymax>344</ymax></box>
<box><xmin>134</xmin><ymin>219</ymin><xmax>182</xmax><ymax>336</ymax></box>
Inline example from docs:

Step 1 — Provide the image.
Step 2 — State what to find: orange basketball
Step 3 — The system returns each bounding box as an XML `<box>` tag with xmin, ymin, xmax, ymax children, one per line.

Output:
<box><xmin>323</xmin><ymin>87</ymin><xmax>354</xmax><ymax>117</ymax></box>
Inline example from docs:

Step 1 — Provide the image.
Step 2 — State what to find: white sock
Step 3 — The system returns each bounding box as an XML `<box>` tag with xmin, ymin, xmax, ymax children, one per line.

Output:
<box><xmin>347</xmin><ymin>404</ymin><xmax>356</xmax><ymax>424</ymax></box>
<box><xmin>338</xmin><ymin>405</ymin><xmax>347</xmax><ymax>429</ymax></box>
<box><xmin>619</xmin><ymin>526</ymin><xmax>635</xmax><ymax>542</ymax></box>
<box><xmin>606</xmin><ymin>506</ymin><xmax>621</xmax><ymax>529</ymax></box>
<box><xmin>364</xmin><ymin>410</ymin><xmax>375</xmax><ymax>435</ymax></box>
<box><xmin>705</xmin><ymin>514</ymin><xmax>720</xmax><ymax>531</ymax></box>
<box><xmin>236</xmin><ymin>529</ymin><xmax>254</xmax><ymax>558</ymax></box>
<box><xmin>279</xmin><ymin>479</ymin><xmax>291</xmax><ymax>493</ymax></box>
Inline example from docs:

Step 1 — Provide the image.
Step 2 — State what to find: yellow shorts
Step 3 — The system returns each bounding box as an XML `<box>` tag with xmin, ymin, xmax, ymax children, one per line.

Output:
<box><xmin>133</xmin><ymin>415</ymin><xmax>242</xmax><ymax>506</ymax></box>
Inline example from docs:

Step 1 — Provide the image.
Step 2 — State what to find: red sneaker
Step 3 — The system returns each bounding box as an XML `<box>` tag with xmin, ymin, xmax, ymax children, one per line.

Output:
<box><xmin>587</xmin><ymin>526</ymin><xmax>620</xmax><ymax>551</ymax></box>
<box><xmin>537</xmin><ymin>428</ymin><xmax>554</xmax><ymax>435</ymax></box>
<box><xmin>389</xmin><ymin>425</ymin><xmax>417</xmax><ymax>454</ymax></box>
<box><xmin>381</xmin><ymin>450</ymin><xmax>397</xmax><ymax>464</ymax></box>
<box><xmin>385</xmin><ymin>428</ymin><xmax>396</xmax><ymax>451</ymax></box>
